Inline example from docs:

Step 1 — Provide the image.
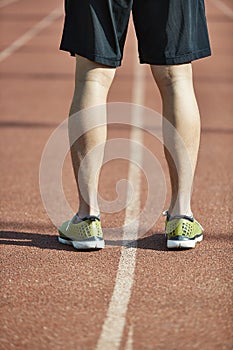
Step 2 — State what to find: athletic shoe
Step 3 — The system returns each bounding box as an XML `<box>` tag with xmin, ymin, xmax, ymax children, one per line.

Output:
<box><xmin>58</xmin><ymin>215</ymin><xmax>105</xmax><ymax>249</ymax></box>
<box><xmin>163</xmin><ymin>211</ymin><xmax>203</xmax><ymax>249</ymax></box>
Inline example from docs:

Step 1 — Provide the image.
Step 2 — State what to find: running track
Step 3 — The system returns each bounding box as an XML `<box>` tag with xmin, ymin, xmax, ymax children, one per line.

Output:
<box><xmin>0</xmin><ymin>1</ymin><xmax>232</xmax><ymax>349</ymax></box>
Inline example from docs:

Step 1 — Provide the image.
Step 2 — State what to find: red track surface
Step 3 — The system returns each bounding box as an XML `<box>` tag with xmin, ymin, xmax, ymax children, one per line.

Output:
<box><xmin>0</xmin><ymin>1</ymin><xmax>232</xmax><ymax>349</ymax></box>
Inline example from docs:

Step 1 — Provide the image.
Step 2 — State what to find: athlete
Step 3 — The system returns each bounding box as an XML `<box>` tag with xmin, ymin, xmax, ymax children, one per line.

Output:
<box><xmin>58</xmin><ymin>0</ymin><xmax>211</xmax><ymax>250</ymax></box>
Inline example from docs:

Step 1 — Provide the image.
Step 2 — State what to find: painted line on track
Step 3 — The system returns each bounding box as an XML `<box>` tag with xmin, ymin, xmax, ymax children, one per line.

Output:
<box><xmin>125</xmin><ymin>325</ymin><xmax>134</xmax><ymax>350</ymax></box>
<box><xmin>0</xmin><ymin>0</ymin><xmax>19</xmax><ymax>9</ymax></box>
<box><xmin>96</xmin><ymin>29</ymin><xmax>146</xmax><ymax>350</ymax></box>
<box><xmin>211</xmin><ymin>0</ymin><xmax>233</xmax><ymax>19</ymax></box>
<box><xmin>0</xmin><ymin>6</ymin><xmax>63</xmax><ymax>63</ymax></box>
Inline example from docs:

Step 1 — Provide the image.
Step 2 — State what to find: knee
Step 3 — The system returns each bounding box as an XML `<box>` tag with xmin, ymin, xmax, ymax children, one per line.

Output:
<box><xmin>75</xmin><ymin>55</ymin><xmax>116</xmax><ymax>88</ymax></box>
<box><xmin>151</xmin><ymin>63</ymin><xmax>193</xmax><ymax>91</ymax></box>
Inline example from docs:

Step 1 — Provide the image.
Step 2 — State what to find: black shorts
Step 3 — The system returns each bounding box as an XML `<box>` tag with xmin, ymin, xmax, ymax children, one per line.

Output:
<box><xmin>60</xmin><ymin>0</ymin><xmax>211</xmax><ymax>67</ymax></box>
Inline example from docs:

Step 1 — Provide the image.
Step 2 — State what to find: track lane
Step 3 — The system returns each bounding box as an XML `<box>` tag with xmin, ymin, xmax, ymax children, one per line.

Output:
<box><xmin>0</xmin><ymin>6</ymin><xmax>63</xmax><ymax>62</ymax></box>
<box><xmin>0</xmin><ymin>0</ymin><xmax>19</xmax><ymax>9</ymax></box>
<box><xmin>0</xmin><ymin>0</ymin><xmax>232</xmax><ymax>349</ymax></box>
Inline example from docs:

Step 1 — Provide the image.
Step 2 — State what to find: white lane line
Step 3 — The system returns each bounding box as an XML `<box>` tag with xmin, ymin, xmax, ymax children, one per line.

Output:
<box><xmin>96</xmin><ymin>26</ymin><xmax>146</xmax><ymax>350</ymax></box>
<box><xmin>0</xmin><ymin>6</ymin><xmax>63</xmax><ymax>63</ymax></box>
<box><xmin>0</xmin><ymin>0</ymin><xmax>19</xmax><ymax>8</ymax></box>
<box><xmin>211</xmin><ymin>0</ymin><xmax>233</xmax><ymax>19</ymax></box>
<box><xmin>125</xmin><ymin>325</ymin><xmax>134</xmax><ymax>350</ymax></box>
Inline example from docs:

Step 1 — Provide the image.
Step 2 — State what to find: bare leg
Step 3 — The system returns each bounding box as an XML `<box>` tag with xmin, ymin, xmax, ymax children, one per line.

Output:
<box><xmin>151</xmin><ymin>63</ymin><xmax>201</xmax><ymax>217</ymax></box>
<box><xmin>69</xmin><ymin>55</ymin><xmax>116</xmax><ymax>217</ymax></box>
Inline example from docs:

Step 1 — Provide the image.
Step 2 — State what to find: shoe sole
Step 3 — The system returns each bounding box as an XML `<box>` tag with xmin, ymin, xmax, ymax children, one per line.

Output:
<box><xmin>167</xmin><ymin>234</ymin><xmax>203</xmax><ymax>249</ymax></box>
<box><xmin>58</xmin><ymin>236</ymin><xmax>105</xmax><ymax>249</ymax></box>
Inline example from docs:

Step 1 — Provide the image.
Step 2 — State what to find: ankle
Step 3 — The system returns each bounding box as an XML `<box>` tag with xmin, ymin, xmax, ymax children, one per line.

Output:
<box><xmin>77</xmin><ymin>209</ymin><xmax>100</xmax><ymax>219</ymax></box>
<box><xmin>168</xmin><ymin>207</ymin><xmax>193</xmax><ymax>218</ymax></box>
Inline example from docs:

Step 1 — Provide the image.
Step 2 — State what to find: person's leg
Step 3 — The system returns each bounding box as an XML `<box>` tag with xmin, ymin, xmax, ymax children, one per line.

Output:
<box><xmin>151</xmin><ymin>63</ymin><xmax>200</xmax><ymax>217</ymax></box>
<box><xmin>69</xmin><ymin>55</ymin><xmax>116</xmax><ymax>217</ymax></box>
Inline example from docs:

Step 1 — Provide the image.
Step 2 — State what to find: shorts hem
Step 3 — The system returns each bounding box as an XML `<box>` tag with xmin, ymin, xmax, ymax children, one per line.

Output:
<box><xmin>140</xmin><ymin>48</ymin><xmax>211</xmax><ymax>65</ymax></box>
<box><xmin>60</xmin><ymin>47</ymin><xmax>121</xmax><ymax>67</ymax></box>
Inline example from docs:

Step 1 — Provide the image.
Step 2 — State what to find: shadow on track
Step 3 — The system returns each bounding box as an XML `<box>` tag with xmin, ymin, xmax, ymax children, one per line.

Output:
<box><xmin>2</xmin><ymin>230</ymin><xmax>228</xmax><ymax>252</ymax></box>
<box><xmin>0</xmin><ymin>230</ymin><xmax>168</xmax><ymax>251</ymax></box>
<box><xmin>106</xmin><ymin>233</ymin><xmax>167</xmax><ymax>251</ymax></box>
<box><xmin>0</xmin><ymin>230</ymin><xmax>77</xmax><ymax>252</ymax></box>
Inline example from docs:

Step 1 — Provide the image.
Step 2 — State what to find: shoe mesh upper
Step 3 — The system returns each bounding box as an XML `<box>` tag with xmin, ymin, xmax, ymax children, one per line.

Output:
<box><xmin>166</xmin><ymin>218</ymin><xmax>203</xmax><ymax>239</ymax></box>
<box><xmin>59</xmin><ymin>218</ymin><xmax>103</xmax><ymax>240</ymax></box>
